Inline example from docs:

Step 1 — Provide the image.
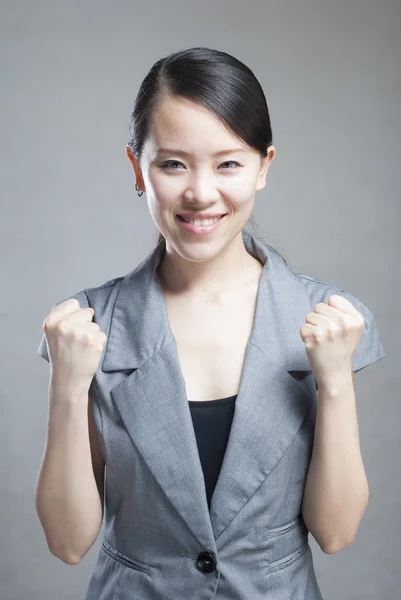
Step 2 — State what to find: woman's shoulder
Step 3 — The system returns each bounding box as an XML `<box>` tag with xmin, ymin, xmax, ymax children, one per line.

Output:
<box><xmin>295</xmin><ymin>271</ymin><xmax>342</xmax><ymax>301</ymax></box>
<box><xmin>47</xmin><ymin>275</ymin><xmax>126</xmax><ymax>311</ymax></box>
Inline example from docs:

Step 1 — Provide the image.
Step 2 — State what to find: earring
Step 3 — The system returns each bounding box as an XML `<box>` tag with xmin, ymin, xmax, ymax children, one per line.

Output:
<box><xmin>135</xmin><ymin>183</ymin><xmax>144</xmax><ymax>197</ymax></box>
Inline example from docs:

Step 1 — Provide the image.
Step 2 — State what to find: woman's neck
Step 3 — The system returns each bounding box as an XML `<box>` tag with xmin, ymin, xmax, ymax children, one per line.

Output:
<box><xmin>156</xmin><ymin>237</ymin><xmax>263</xmax><ymax>299</ymax></box>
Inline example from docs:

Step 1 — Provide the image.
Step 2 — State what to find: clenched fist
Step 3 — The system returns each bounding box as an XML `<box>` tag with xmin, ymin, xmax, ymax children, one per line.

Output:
<box><xmin>42</xmin><ymin>298</ymin><xmax>107</xmax><ymax>394</ymax></box>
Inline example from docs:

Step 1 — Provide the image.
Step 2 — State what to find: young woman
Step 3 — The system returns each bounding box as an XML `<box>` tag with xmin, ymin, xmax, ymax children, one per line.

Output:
<box><xmin>35</xmin><ymin>46</ymin><xmax>386</xmax><ymax>600</ymax></box>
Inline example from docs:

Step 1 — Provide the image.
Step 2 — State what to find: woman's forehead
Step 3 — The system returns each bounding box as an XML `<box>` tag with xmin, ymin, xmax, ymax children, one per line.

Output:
<box><xmin>145</xmin><ymin>100</ymin><xmax>251</xmax><ymax>158</ymax></box>
<box><xmin>151</xmin><ymin>96</ymin><xmax>242</xmax><ymax>138</ymax></box>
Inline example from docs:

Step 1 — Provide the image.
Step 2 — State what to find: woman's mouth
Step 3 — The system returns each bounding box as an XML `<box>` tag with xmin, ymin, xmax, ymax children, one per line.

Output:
<box><xmin>176</xmin><ymin>213</ymin><xmax>227</xmax><ymax>234</ymax></box>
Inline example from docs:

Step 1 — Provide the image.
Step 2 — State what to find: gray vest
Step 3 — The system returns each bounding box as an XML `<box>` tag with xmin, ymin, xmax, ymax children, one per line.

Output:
<box><xmin>37</xmin><ymin>229</ymin><xmax>386</xmax><ymax>599</ymax></box>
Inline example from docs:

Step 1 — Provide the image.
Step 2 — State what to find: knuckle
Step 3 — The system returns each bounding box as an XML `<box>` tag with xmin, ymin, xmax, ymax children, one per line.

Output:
<box><xmin>341</xmin><ymin>315</ymin><xmax>353</xmax><ymax>330</ymax></box>
<box><xmin>85</xmin><ymin>330</ymin><xmax>98</xmax><ymax>344</ymax></box>
<box><xmin>68</xmin><ymin>298</ymin><xmax>80</xmax><ymax>308</ymax></box>
<box><xmin>43</xmin><ymin>313</ymin><xmax>59</xmax><ymax>330</ymax></box>
<box><xmin>43</xmin><ymin>316</ymin><xmax>52</xmax><ymax>331</ymax></box>
<box><xmin>70</xmin><ymin>326</ymin><xmax>84</xmax><ymax>342</ymax></box>
<box><xmin>56</xmin><ymin>320</ymin><xmax>69</xmax><ymax>336</ymax></box>
<box><xmin>327</xmin><ymin>325</ymin><xmax>337</xmax><ymax>337</ymax></box>
<box><xmin>312</xmin><ymin>327</ymin><xmax>324</xmax><ymax>341</ymax></box>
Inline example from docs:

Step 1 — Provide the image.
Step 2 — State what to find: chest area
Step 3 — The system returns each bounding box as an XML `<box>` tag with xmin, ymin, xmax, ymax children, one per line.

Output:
<box><xmin>163</xmin><ymin>286</ymin><xmax>259</xmax><ymax>402</ymax></box>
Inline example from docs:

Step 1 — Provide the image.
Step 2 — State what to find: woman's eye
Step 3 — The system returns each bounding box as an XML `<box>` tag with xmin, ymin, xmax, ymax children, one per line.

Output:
<box><xmin>161</xmin><ymin>160</ymin><xmax>184</xmax><ymax>169</ymax></box>
<box><xmin>221</xmin><ymin>160</ymin><xmax>240</xmax><ymax>169</ymax></box>
<box><xmin>160</xmin><ymin>160</ymin><xmax>241</xmax><ymax>170</ymax></box>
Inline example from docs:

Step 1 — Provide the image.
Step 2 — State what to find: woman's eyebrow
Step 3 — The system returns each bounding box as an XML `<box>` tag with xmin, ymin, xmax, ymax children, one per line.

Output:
<box><xmin>156</xmin><ymin>147</ymin><xmax>247</xmax><ymax>157</ymax></box>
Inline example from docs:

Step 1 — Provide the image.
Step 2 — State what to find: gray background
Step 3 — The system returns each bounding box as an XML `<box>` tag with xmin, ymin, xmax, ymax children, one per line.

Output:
<box><xmin>1</xmin><ymin>0</ymin><xmax>400</xmax><ymax>598</ymax></box>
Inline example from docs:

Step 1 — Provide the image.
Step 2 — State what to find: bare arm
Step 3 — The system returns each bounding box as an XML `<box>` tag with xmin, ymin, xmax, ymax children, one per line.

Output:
<box><xmin>35</xmin><ymin>385</ymin><xmax>105</xmax><ymax>564</ymax></box>
<box><xmin>301</xmin><ymin>372</ymin><xmax>369</xmax><ymax>553</ymax></box>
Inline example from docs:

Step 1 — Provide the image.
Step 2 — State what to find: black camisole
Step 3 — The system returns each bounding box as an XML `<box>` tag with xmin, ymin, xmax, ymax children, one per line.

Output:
<box><xmin>188</xmin><ymin>395</ymin><xmax>237</xmax><ymax>511</ymax></box>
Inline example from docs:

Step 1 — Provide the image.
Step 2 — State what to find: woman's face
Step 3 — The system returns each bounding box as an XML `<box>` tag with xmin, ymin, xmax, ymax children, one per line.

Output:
<box><xmin>126</xmin><ymin>95</ymin><xmax>275</xmax><ymax>262</ymax></box>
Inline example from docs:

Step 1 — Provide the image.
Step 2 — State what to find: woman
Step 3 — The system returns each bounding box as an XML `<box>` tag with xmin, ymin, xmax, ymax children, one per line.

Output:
<box><xmin>35</xmin><ymin>46</ymin><xmax>386</xmax><ymax>600</ymax></box>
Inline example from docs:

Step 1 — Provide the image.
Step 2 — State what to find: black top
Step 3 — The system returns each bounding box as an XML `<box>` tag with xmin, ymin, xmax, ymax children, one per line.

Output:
<box><xmin>188</xmin><ymin>395</ymin><xmax>237</xmax><ymax>511</ymax></box>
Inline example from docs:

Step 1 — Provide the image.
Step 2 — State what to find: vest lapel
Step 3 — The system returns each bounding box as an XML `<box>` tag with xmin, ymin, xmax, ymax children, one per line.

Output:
<box><xmin>101</xmin><ymin>230</ymin><xmax>316</xmax><ymax>549</ymax></box>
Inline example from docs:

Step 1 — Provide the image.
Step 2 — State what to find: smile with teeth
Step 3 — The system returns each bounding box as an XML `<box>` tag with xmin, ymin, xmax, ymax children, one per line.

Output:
<box><xmin>179</xmin><ymin>215</ymin><xmax>224</xmax><ymax>226</ymax></box>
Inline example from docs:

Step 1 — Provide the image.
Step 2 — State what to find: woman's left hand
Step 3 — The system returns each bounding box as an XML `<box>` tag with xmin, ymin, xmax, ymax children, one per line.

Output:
<box><xmin>299</xmin><ymin>294</ymin><xmax>365</xmax><ymax>387</ymax></box>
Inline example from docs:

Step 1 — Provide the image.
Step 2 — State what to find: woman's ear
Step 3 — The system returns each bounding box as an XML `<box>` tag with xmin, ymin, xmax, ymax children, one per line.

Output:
<box><xmin>125</xmin><ymin>145</ymin><xmax>145</xmax><ymax>192</ymax></box>
<box><xmin>256</xmin><ymin>145</ymin><xmax>276</xmax><ymax>191</ymax></box>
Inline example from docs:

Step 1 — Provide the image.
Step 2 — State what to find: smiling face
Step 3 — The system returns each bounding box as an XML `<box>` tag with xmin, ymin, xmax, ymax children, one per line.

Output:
<box><xmin>126</xmin><ymin>94</ymin><xmax>275</xmax><ymax>264</ymax></box>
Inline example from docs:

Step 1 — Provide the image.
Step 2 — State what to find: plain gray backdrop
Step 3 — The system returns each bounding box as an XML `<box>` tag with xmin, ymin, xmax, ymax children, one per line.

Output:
<box><xmin>1</xmin><ymin>1</ymin><xmax>400</xmax><ymax>598</ymax></box>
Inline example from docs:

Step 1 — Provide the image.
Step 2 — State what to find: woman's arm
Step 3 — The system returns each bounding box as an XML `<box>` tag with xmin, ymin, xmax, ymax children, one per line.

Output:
<box><xmin>301</xmin><ymin>371</ymin><xmax>369</xmax><ymax>553</ymax></box>
<box><xmin>35</xmin><ymin>386</ymin><xmax>105</xmax><ymax>564</ymax></box>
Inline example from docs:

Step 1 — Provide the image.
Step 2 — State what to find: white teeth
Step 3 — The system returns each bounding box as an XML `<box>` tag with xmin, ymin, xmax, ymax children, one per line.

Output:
<box><xmin>181</xmin><ymin>216</ymin><xmax>222</xmax><ymax>226</ymax></box>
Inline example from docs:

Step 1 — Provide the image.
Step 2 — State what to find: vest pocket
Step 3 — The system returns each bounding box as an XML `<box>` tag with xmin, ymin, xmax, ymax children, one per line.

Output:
<box><xmin>267</xmin><ymin>514</ymin><xmax>303</xmax><ymax>536</ymax></box>
<box><xmin>265</xmin><ymin>515</ymin><xmax>310</xmax><ymax>574</ymax></box>
<box><xmin>267</xmin><ymin>542</ymin><xmax>309</xmax><ymax>573</ymax></box>
<box><xmin>101</xmin><ymin>541</ymin><xmax>150</xmax><ymax>573</ymax></box>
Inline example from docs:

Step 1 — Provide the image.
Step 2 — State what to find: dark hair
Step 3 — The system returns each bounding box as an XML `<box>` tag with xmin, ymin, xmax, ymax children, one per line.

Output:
<box><xmin>127</xmin><ymin>45</ymin><xmax>288</xmax><ymax>266</ymax></box>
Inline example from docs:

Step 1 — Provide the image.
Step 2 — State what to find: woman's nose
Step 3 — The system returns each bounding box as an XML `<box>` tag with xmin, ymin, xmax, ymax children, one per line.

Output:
<box><xmin>185</xmin><ymin>175</ymin><xmax>219</xmax><ymax>202</ymax></box>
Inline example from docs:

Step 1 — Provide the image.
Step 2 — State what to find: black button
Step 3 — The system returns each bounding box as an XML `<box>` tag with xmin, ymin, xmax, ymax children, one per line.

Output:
<box><xmin>196</xmin><ymin>550</ymin><xmax>217</xmax><ymax>573</ymax></box>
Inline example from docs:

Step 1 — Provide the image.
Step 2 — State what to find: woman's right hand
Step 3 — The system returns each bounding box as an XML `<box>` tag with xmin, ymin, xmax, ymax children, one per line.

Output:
<box><xmin>42</xmin><ymin>298</ymin><xmax>107</xmax><ymax>394</ymax></box>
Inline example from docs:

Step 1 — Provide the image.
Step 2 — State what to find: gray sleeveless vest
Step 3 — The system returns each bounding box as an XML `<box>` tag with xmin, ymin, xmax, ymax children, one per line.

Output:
<box><xmin>37</xmin><ymin>230</ymin><xmax>386</xmax><ymax>599</ymax></box>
